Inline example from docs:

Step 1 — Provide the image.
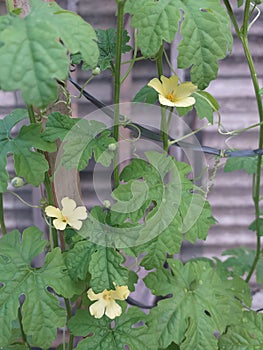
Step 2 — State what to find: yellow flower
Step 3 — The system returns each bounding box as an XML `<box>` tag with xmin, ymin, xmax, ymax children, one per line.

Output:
<box><xmin>45</xmin><ymin>197</ymin><xmax>88</xmax><ymax>230</ymax></box>
<box><xmin>87</xmin><ymin>283</ymin><xmax>130</xmax><ymax>319</ymax></box>
<box><xmin>148</xmin><ymin>75</ymin><xmax>197</xmax><ymax>107</ymax></box>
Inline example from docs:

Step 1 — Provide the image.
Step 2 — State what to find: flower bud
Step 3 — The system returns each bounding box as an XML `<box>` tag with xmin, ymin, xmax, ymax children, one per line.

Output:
<box><xmin>108</xmin><ymin>143</ymin><xmax>117</xmax><ymax>152</ymax></box>
<box><xmin>11</xmin><ymin>177</ymin><xmax>26</xmax><ymax>188</ymax></box>
<box><xmin>92</xmin><ymin>67</ymin><xmax>101</xmax><ymax>76</ymax></box>
<box><xmin>103</xmin><ymin>200</ymin><xmax>111</xmax><ymax>209</ymax></box>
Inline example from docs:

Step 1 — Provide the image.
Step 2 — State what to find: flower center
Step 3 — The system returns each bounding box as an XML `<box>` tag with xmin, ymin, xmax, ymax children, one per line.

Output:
<box><xmin>103</xmin><ymin>291</ymin><xmax>113</xmax><ymax>301</ymax></box>
<box><xmin>61</xmin><ymin>215</ymin><xmax>69</xmax><ymax>223</ymax></box>
<box><xmin>167</xmin><ymin>91</ymin><xmax>176</xmax><ymax>102</ymax></box>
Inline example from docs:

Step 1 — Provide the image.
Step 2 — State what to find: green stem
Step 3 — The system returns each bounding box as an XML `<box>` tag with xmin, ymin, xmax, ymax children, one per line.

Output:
<box><xmin>242</xmin><ymin>37</ymin><xmax>263</xmax><ymax>283</ymax></box>
<box><xmin>0</xmin><ymin>193</ymin><xmax>7</xmax><ymax>235</ymax></box>
<box><xmin>26</xmin><ymin>105</ymin><xmax>58</xmax><ymax>247</ymax></box>
<box><xmin>222</xmin><ymin>0</ymin><xmax>241</xmax><ymax>38</ymax></box>
<box><xmin>225</xmin><ymin>4</ymin><xmax>263</xmax><ymax>281</ymax></box>
<box><xmin>121</xmin><ymin>56</ymin><xmax>145</xmax><ymax>65</ymax></box>
<box><xmin>65</xmin><ymin>298</ymin><xmax>74</xmax><ymax>350</ymax></box>
<box><xmin>224</xmin><ymin>0</ymin><xmax>263</xmax><ymax>281</ymax></box>
<box><xmin>156</xmin><ymin>44</ymin><xmax>169</xmax><ymax>152</ymax></box>
<box><xmin>27</xmin><ymin>104</ymin><xmax>36</xmax><ymax>124</ymax></box>
<box><xmin>113</xmin><ymin>0</ymin><xmax>126</xmax><ymax>187</ymax></box>
<box><xmin>242</xmin><ymin>0</ymin><xmax>251</xmax><ymax>37</ymax></box>
<box><xmin>18</xmin><ymin>307</ymin><xmax>31</xmax><ymax>350</ymax></box>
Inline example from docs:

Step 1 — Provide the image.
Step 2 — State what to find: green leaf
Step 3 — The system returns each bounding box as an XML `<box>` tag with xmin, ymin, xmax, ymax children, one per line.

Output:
<box><xmin>140</xmin><ymin>213</ymin><xmax>183</xmax><ymax>270</ymax></box>
<box><xmin>259</xmin><ymin>87</ymin><xmax>263</xmax><ymax>95</ymax></box>
<box><xmin>89</xmin><ymin>248</ymin><xmax>129</xmax><ymax>292</ymax></box>
<box><xmin>218</xmin><ymin>311</ymin><xmax>263</xmax><ymax>349</ymax></box>
<box><xmin>177</xmin><ymin>0</ymin><xmax>232</xmax><ymax>89</ymax></box>
<box><xmin>111</xmin><ymin>152</ymin><xmax>212</xmax><ymax>258</ymax></box>
<box><xmin>0</xmin><ymin>15</ymin><xmax>68</xmax><ymax>108</ymax></box>
<box><xmin>110</xmin><ymin>152</ymin><xmax>191</xmax><ymax>226</ymax></box>
<box><xmin>68</xmin><ymin>308</ymin><xmax>158</xmax><ymax>350</ymax></box>
<box><xmin>29</xmin><ymin>0</ymin><xmax>99</xmax><ymax>69</ymax></box>
<box><xmin>180</xmin><ymin>193</ymin><xmax>216</xmax><ymax>243</ymax></box>
<box><xmin>65</xmin><ymin>240</ymin><xmax>97</xmax><ymax>281</ymax></box>
<box><xmin>192</xmin><ymin>90</ymin><xmax>220</xmax><ymax>123</ymax></box>
<box><xmin>96</xmin><ymin>28</ymin><xmax>132</xmax><ymax>71</ymax></box>
<box><xmin>0</xmin><ymin>0</ymin><xmax>98</xmax><ymax>107</ymax></box>
<box><xmin>61</xmin><ymin>119</ymin><xmax>116</xmax><ymax>170</ymax></box>
<box><xmin>237</xmin><ymin>0</ymin><xmax>244</xmax><ymax>6</ymax></box>
<box><xmin>133</xmin><ymin>84</ymin><xmax>158</xmax><ymax>104</ymax></box>
<box><xmin>43</xmin><ymin>112</ymin><xmax>80</xmax><ymax>142</ymax></box>
<box><xmin>224</xmin><ymin>157</ymin><xmax>259</xmax><ymax>174</ymax></box>
<box><xmin>176</xmin><ymin>105</ymin><xmax>193</xmax><ymax>117</ymax></box>
<box><xmin>221</xmin><ymin>247</ymin><xmax>256</xmax><ymax>277</ymax></box>
<box><xmin>0</xmin><ymin>227</ymin><xmax>81</xmax><ymax>348</ymax></box>
<box><xmin>248</xmin><ymin>218</ymin><xmax>263</xmax><ymax>236</ymax></box>
<box><xmin>0</xmin><ymin>110</ymin><xmax>55</xmax><ymax>191</ymax></box>
<box><xmin>126</xmin><ymin>0</ymin><xmax>181</xmax><ymax>57</ymax></box>
<box><xmin>126</xmin><ymin>0</ymin><xmax>232</xmax><ymax>88</ymax></box>
<box><xmin>145</xmin><ymin>259</ymin><xmax>244</xmax><ymax>349</ymax></box>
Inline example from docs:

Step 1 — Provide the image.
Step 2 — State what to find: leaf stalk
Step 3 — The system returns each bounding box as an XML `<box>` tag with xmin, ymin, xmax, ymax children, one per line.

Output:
<box><xmin>113</xmin><ymin>0</ymin><xmax>126</xmax><ymax>186</ymax></box>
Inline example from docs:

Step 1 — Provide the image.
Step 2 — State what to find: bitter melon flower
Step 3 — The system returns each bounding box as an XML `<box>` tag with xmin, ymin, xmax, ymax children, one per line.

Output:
<box><xmin>148</xmin><ymin>75</ymin><xmax>197</xmax><ymax>107</ymax></box>
<box><xmin>87</xmin><ymin>283</ymin><xmax>130</xmax><ymax>319</ymax></box>
<box><xmin>45</xmin><ymin>197</ymin><xmax>87</xmax><ymax>230</ymax></box>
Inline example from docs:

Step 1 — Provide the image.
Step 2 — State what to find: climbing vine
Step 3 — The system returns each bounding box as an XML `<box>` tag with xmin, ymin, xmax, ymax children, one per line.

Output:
<box><xmin>0</xmin><ymin>0</ymin><xmax>262</xmax><ymax>349</ymax></box>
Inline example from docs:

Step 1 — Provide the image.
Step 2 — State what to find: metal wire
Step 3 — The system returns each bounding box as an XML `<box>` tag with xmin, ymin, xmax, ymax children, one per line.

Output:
<box><xmin>68</xmin><ymin>76</ymin><xmax>263</xmax><ymax>158</ymax></box>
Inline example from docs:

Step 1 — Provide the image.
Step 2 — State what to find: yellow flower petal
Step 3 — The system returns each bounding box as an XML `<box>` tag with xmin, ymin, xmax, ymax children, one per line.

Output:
<box><xmin>175</xmin><ymin>82</ymin><xmax>197</xmax><ymax>99</ymax></box>
<box><xmin>67</xmin><ymin>219</ymin><xmax>83</xmax><ymax>230</ymax></box>
<box><xmin>87</xmin><ymin>288</ymin><xmax>104</xmax><ymax>301</ymax></box>
<box><xmin>174</xmin><ymin>96</ymin><xmax>196</xmax><ymax>107</ymax></box>
<box><xmin>45</xmin><ymin>206</ymin><xmax>62</xmax><ymax>219</ymax></box>
<box><xmin>61</xmin><ymin>197</ymin><xmax>77</xmax><ymax>216</ymax></box>
<box><xmin>89</xmin><ymin>299</ymin><xmax>107</xmax><ymax>319</ymax></box>
<box><xmin>105</xmin><ymin>300</ymin><xmax>122</xmax><ymax>319</ymax></box>
<box><xmin>161</xmin><ymin>75</ymin><xmax>179</xmax><ymax>96</ymax></box>
<box><xmin>112</xmin><ymin>284</ymin><xmax>130</xmax><ymax>300</ymax></box>
<box><xmin>72</xmin><ymin>206</ymin><xmax>88</xmax><ymax>220</ymax></box>
<box><xmin>53</xmin><ymin>218</ymin><xmax>67</xmax><ymax>231</ymax></box>
<box><xmin>148</xmin><ymin>78</ymin><xmax>165</xmax><ymax>95</ymax></box>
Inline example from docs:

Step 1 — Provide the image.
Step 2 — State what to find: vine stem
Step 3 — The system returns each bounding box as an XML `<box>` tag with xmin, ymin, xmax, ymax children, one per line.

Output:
<box><xmin>0</xmin><ymin>193</ymin><xmax>7</xmax><ymax>235</ymax></box>
<box><xmin>113</xmin><ymin>0</ymin><xmax>126</xmax><ymax>187</ymax></box>
<box><xmin>241</xmin><ymin>2</ymin><xmax>263</xmax><ymax>282</ymax></box>
<box><xmin>223</xmin><ymin>0</ymin><xmax>263</xmax><ymax>282</ymax></box>
<box><xmin>65</xmin><ymin>298</ymin><xmax>74</xmax><ymax>350</ymax></box>
<box><xmin>156</xmin><ymin>44</ymin><xmax>169</xmax><ymax>153</ymax></box>
<box><xmin>27</xmin><ymin>104</ymin><xmax>58</xmax><ymax>247</ymax></box>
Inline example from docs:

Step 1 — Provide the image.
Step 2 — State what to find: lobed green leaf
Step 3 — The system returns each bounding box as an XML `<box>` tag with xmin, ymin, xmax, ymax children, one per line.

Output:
<box><xmin>0</xmin><ymin>0</ymin><xmax>98</xmax><ymax>107</ymax></box>
<box><xmin>145</xmin><ymin>259</ymin><xmax>247</xmax><ymax>349</ymax></box>
<box><xmin>89</xmin><ymin>247</ymin><xmax>129</xmax><ymax>292</ymax></box>
<box><xmin>221</xmin><ymin>246</ymin><xmax>256</xmax><ymax>277</ymax></box>
<box><xmin>96</xmin><ymin>28</ymin><xmax>132</xmax><ymax>71</ymax></box>
<box><xmin>0</xmin><ymin>227</ymin><xmax>81</xmax><ymax>348</ymax></box>
<box><xmin>218</xmin><ymin>311</ymin><xmax>263</xmax><ymax>349</ymax></box>
<box><xmin>69</xmin><ymin>308</ymin><xmax>158</xmax><ymax>350</ymax></box>
<box><xmin>224</xmin><ymin>157</ymin><xmax>259</xmax><ymax>174</ymax></box>
<box><xmin>61</xmin><ymin>118</ymin><xmax>116</xmax><ymax>170</ymax></box>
